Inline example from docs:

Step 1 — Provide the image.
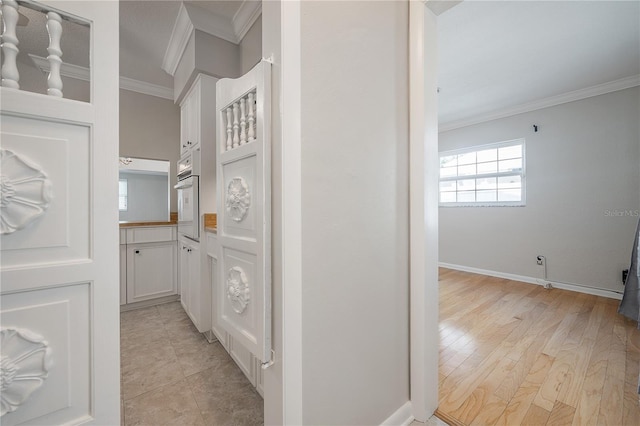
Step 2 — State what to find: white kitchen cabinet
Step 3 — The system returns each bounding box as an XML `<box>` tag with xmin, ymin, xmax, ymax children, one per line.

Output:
<box><xmin>176</xmin><ymin>75</ymin><xmax>218</xmax><ymax>337</ymax></box>
<box><xmin>179</xmin><ymin>236</ymin><xmax>203</xmax><ymax>331</ymax></box>
<box><xmin>207</xmin><ymin>232</ymin><xmax>226</xmax><ymax>346</ymax></box>
<box><xmin>120</xmin><ymin>244</ymin><xmax>127</xmax><ymax>306</ymax></box>
<box><xmin>126</xmin><ymin>241</ymin><xmax>177</xmax><ymax>303</ymax></box>
<box><xmin>180</xmin><ymin>79</ymin><xmax>201</xmax><ymax>155</ymax></box>
<box><xmin>120</xmin><ymin>226</ymin><xmax>179</xmax><ymax>309</ymax></box>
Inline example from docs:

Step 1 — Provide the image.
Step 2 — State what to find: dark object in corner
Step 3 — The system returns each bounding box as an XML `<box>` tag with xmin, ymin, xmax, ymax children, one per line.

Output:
<box><xmin>623</xmin><ymin>269</ymin><xmax>629</xmax><ymax>285</ymax></box>
<box><xmin>619</xmin><ymin>218</ymin><xmax>640</xmax><ymax>327</ymax></box>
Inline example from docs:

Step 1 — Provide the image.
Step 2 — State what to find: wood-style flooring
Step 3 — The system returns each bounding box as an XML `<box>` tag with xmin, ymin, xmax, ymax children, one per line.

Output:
<box><xmin>436</xmin><ymin>268</ymin><xmax>640</xmax><ymax>426</ymax></box>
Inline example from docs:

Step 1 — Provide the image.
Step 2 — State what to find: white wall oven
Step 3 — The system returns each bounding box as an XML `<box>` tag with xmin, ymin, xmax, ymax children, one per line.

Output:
<box><xmin>175</xmin><ymin>150</ymin><xmax>200</xmax><ymax>241</ymax></box>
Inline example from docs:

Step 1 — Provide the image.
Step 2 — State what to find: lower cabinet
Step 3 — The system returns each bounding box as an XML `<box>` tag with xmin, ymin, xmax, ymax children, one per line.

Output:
<box><xmin>126</xmin><ymin>241</ymin><xmax>177</xmax><ymax>303</ymax></box>
<box><xmin>208</xmin><ymin>254</ymin><xmax>227</xmax><ymax>347</ymax></box>
<box><xmin>120</xmin><ymin>244</ymin><xmax>127</xmax><ymax>306</ymax></box>
<box><xmin>119</xmin><ymin>226</ymin><xmax>178</xmax><ymax>308</ymax></box>
<box><xmin>207</xmin><ymin>231</ymin><xmax>264</xmax><ymax>397</ymax></box>
<box><xmin>179</xmin><ymin>236</ymin><xmax>202</xmax><ymax>331</ymax></box>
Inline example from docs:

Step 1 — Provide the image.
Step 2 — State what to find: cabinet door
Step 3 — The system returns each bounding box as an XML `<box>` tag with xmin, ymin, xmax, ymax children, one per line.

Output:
<box><xmin>178</xmin><ymin>241</ymin><xmax>189</xmax><ymax>312</ymax></box>
<box><xmin>126</xmin><ymin>242</ymin><xmax>177</xmax><ymax>303</ymax></box>
<box><xmin>120</xmin><ymin>245</ymin><xmax>127</xmax><ymax>305</ymax></box>
<box><xmin>209</xmin><ymin>255</ymin><xmax>227</xmax><ymax>346</ymax></box>
<box><xmin>180</xmin><ymin>102</ymin><xmax>189</xmax><ymax>156</ymax></box>
<box><xmin>187</xmin><ymin>84</ymin><xmax>200</xmax><ymax>150</ymax></box>
<box><xmin>187</xmin><ymin>243</ymin><xmax>201</xmax><ymax>329</ymax></box>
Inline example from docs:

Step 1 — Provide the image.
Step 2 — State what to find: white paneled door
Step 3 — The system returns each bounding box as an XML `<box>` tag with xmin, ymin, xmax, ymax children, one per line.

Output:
<box><xmin>216</xmin><ymin>60</ymin><xmax>272</xmax><ymax>364</ymax></box>
<box><xmin>0</xmin><ymin>1</ymin><xmax>120</xmax><ymax>424</ymax></box>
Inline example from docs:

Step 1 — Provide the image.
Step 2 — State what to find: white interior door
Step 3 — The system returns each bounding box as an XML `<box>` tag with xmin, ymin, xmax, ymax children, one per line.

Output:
<box><xmin>216</xmin><ymin>60</ymin><xmax>272</xmax><ymax>364</ymax></box>
<box><xmin>0</xmin><ymin>1</ymin><xmax>120</xmax><ymax>424</ymax></box>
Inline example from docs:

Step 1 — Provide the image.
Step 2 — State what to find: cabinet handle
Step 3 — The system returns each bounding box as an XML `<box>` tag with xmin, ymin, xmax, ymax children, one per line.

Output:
<box><xmin>135</xmin><ymin>250</ymin><xmax>140</xmax><ymax>254</ymax></box>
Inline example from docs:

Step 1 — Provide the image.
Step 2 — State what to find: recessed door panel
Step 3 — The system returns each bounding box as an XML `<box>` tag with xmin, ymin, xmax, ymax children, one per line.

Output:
<box><xmin>221</xmin><ymin>154</ymin><xmax>257</xmax><ymax>240</ymax></box>
<box><xmin>1</xmin><ymin>117</ymin><xmax>90</xmax><ymax>271</ymax></box>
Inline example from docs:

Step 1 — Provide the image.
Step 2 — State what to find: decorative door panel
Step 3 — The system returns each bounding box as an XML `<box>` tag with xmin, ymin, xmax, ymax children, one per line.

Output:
<box><xmin>221</xmin><ymin>247</ymin><xmax>259</xmax><ymax>341</ymax></box>
<box><xmin>1</xmin><ymin>115</ymin><xmax>90</xmax><ymax>270</ymax></box>
<box><xmin>0</xmin><ymin>1</ymin><xmax>120</xmax><ymax>424</ymax></box>
<box><xmin>222</xmin><ymin>154</ymin><xmax>257</xmax><ymax>239</ymax></box>
<box><xmin>216</xmin><ymin>60</ymin><xmax>271</xmax><ymax>364</ymax></box>
<box><xmin>1</xmin><ymin>284</ymin><xmax>90</xmax><ymax>426</ymax></box>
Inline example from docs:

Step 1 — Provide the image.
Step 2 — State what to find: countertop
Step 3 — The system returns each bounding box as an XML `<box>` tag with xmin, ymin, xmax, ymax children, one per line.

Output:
<box><xmin>204</xmin><ymin>213</ymin><xmax>217</xmax><ymax>234</ymax></box>
<box><xmin>119</xmin><ymin>220</ymin><xmax>177</xmax><ymax>228</ymax></box>
<box><xmin>119</xmin><ymin>212</ymin><xmax>178</xmax><ymax>228</ymax></box>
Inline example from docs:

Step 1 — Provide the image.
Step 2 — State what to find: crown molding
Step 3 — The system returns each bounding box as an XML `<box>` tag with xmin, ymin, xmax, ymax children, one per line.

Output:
<box><xmin>162</xmin><ymin>3</ymin><xmax>194</xmax><ymax>76</ymax></box>
<box><xmin>233</xmin><ymin>1</ymin><xmax>262</xmax><ymax>42</ymax></box>
<box><xmin>162</xmin><ymin>1</ymin><xmax>262</xmax><ymax>77</ymax></box>
<box><xmin>29</xmin><ymin>53</ymin><xmax>89</xmax><ymax>81</ymax></box>
<box><xmin>119</xmin><ymin>77</ymin><xmax>173</xmax><ymax>100</ymax></box>
<box><xmin>440</xmin><ymin>74</ymin><xmax>640</xmax><ymax>132</ymax></box>
<box><xmin>29</xmin><ymin>54</ymin><xmax>173</xmax><ymax>100</ymax></box>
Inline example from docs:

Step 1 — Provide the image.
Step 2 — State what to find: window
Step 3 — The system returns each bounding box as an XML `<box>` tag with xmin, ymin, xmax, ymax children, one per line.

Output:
<box><xmin>119</xmin><ymin>179</ymin><xmax>128</xmax><ymax>211</ymax></box>
<box><xmin>439</xmin><ymin>139</ymin><xmax>525</xmax><ymax>206</ymax></box>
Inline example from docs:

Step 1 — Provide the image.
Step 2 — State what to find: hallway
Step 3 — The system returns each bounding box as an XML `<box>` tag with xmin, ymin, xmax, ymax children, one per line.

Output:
<box><xmin>120</xmin><ymin>302</ymin><xmax>263</xmax><ymax>425</ymax></box>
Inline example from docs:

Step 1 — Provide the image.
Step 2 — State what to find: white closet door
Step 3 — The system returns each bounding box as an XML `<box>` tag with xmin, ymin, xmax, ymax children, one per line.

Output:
<box><xmin>0</xmin><ymin>1</ymin><xmax>120</xmax><ymax>424</ymax></box>
<box><xmin>216</xmin><ymin>60</ymin><xmax>272</xmax><ymax>364</ymax></box>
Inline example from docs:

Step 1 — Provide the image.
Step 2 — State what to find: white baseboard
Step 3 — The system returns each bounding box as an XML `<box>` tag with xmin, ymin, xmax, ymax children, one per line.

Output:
<box><xmin>381</xmin><ymin>401</ymin><xmax>414</xmax><ymax>426</ymax></box>
<box><xmin>119</xmin><ymin>295</ymin><xmax>180</xmax><ymax>312</ymax></box>
<box><xmin>439</xmin><ymin>262</ymin><xmax>623</xmax><ymax>300</ymax></box>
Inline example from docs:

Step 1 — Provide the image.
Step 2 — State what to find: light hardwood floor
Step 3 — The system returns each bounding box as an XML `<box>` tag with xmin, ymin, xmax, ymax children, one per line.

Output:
<box><xmin>436</xmin><ymin>268</ymin><xmax>640</xmax><ymax>426</ymax></box>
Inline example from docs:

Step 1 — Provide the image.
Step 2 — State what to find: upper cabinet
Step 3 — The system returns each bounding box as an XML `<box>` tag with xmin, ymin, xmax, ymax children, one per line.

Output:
<box><xmin>180</xmin><ymin>82</ymin><xmax>202</xmax><ymax>156</ymax></box>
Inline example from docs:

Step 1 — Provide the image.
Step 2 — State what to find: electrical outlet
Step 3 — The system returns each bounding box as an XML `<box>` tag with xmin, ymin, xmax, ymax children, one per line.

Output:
<box><xmin>536</xmin><ymin>255</ymin><xmax>545</xmax><ymax>266</ymax></box>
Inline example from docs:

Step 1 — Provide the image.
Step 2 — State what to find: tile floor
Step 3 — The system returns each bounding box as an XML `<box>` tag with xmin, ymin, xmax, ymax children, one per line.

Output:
<box><xmin>120</xmin><ymin>301</ymin><xmax>264</xmax><ymax>425</ymax></box>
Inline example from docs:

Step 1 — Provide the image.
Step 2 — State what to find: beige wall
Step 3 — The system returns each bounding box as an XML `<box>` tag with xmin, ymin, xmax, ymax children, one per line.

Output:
<box><xmin>119</xmin><ymin>89</ymin><xmax>180</xmax><ymax>212</ymax></box>
<box><xmin>240</xmin><ymin>16</ymin><xmax>262</xmax><ymax>75</ymax></box>
<box><xmin>300</xmin><ymin>1</ymin><xmax>410</xmax><ymax>423</ymax></box>
<box><xmin>440</xmin><ymin>87</ymin><xmax>640</xmax><ymax>293</ymax></box>
<box><xmin>174</xmin><ymin>30</ymin><xmax>243</xmax><ymax>102</ymax></box>
<box><xmin>16</xmin><ymin>57</ymin><xmax>90</xmax><ymax>102</ymax></box>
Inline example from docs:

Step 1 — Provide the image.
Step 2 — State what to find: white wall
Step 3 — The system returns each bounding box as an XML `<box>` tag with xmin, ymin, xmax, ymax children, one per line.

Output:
<box><xmin>299</xmin><ymin>1</ymin><xmax>410</xmax><ymax>424</ymax></box>
<box><xmin>119</xmin><ymin>89</ymin><xmax>180</xmax><ymax>213</ymax></box>
<box><xmin>240</xmin><ymin>16</ymin><xmax>262</xmax><ymax>75</ymax></box>
<box><xmin>439</xmin><ymin>87</ymin><xmax>640</xmax><ymax>293</ymax></box>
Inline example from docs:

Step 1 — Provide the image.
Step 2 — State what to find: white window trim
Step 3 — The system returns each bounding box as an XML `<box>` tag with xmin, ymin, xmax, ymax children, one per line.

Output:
<box><xmin>439</xmin><ymin>138</ymin><xmax>526</xmax><ymax>207</ymax></box>
<box><xmin>119</xmin><ymin>178</ymin><xmax>128</xmax><ymax>211</ymax></box>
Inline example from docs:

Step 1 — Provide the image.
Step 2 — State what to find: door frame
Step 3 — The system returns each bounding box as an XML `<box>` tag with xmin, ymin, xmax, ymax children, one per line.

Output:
<box><xmin>409</xmin><ymin>0</ymin><xmax>440</xmax><ymax>421</ymax></box>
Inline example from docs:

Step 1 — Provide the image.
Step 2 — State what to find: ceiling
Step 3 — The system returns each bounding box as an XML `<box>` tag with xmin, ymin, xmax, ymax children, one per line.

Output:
<box><xmin>438</xmin><ymin>1</ymin><xmax>640</xmax><ymax>128</ymax></box>
<box><xmin>119</xmin><ymin>1</ymin><xmax>247</xmax><ymax>88</ymax></box>
<box><xmin>16</xmin><ymin>0</ymin><xmax>638</xmax><ymax>124</ymax></box>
